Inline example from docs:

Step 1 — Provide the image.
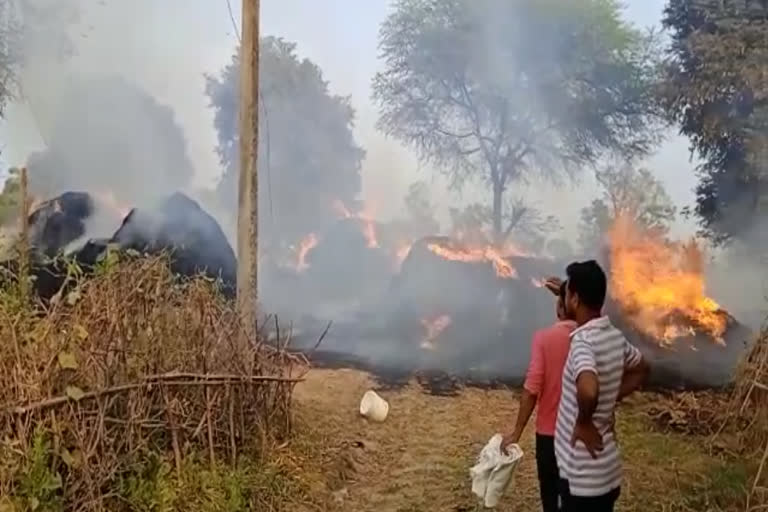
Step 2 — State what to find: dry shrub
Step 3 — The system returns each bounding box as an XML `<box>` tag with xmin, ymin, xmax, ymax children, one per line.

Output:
<box><xmin>718</xmin><ymin>322</ymin><xmax>768</xmax><ymax>509</ymax></box>
<box><xmin>0</xmin><ymin>253</ymin><xmax>306</xmax><ymax>510</ymax></box>
<box><xmin>643</xmin><ymin>390</ymin><xmax>732</xmax><ymax>437</ymax></box>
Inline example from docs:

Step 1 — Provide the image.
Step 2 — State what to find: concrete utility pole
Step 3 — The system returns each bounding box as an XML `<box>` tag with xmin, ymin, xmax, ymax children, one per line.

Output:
<box><xmin>237</xmin><ymin>0</ymin><xmax>259</xmax><ymax>335</ymax></box>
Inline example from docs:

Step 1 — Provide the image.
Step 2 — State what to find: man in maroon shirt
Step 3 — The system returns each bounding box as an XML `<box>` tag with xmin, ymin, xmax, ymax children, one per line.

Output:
<box><xmin>502</xmin><ymin>280</ymin><xmax>576</xmax><ymax>512</ymax></box>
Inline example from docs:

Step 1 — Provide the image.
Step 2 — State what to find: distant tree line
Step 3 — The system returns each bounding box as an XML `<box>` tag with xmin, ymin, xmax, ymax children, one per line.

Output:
<box><xmin>373</xmin><ymin>0</ymin><xmax>768</xmax><ymax>251</ymax></box>
<box><xmin>0</xmin><ymin>0</ymin><xmax>765</xmax><ymax>255</ymax></box>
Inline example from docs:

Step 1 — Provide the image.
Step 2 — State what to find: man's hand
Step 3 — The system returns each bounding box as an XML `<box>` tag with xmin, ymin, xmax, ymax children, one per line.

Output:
<box><xmin>500</xmin><ymin>432</ymin><xmax>520</xmax><ymax>455</ymax></box>
<box><xmin>544</xmin><ymin>277</ymin><xmax>562</xmax><ymax>295</ymax></box>
<box><xmin>501</xmin><ymin>389</ymin><xmax>537</xmax><ymax>455</ymax></box>
<box><xmin>571</xmin><ymin>421</ymin><xmax>604</xmax><ymax>459</ymax></box>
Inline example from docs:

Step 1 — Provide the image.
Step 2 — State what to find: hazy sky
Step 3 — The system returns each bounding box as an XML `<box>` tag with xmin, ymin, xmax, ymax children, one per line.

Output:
<box><xmin>2</xmin><ymin>0</ymin><xmax>698</xmax><ymax>240</ymax></box>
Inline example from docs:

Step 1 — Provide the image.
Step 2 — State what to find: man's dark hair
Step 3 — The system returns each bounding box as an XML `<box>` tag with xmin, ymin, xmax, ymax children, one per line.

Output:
<box><xmin>559</xmin><ymin>281</ymin><xmax>567</xmax><ymax>302</ymax></box>
<box><xmin>566</xmin><ymin>260</ymin><xmax>607</xmax><ymax>310</ymax></box>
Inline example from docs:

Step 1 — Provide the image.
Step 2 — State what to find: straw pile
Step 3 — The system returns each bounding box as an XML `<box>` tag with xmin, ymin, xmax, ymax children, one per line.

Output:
<box><xmin>0</xmin><ymin>253</ymin><xmax>305</xmax><ymax>510</ymax></box>
<box><xmin>717</xmin><ymin>322</ymin><xmax>768</xmax><ymax>509</ymax></box>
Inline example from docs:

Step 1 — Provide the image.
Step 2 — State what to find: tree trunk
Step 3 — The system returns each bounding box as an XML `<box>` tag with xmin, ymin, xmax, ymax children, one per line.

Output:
<box><xmin>18</xmin><ymin>167</ymin><xmax>29</xmax><ymax>303</ymax></box>
<box><xmin>492</xmin><ymin>180</ymin><xmax>503</xmax><ymax>246</ymax></box>
<box><xmin>237</xmin><ymin>0</ymin><xmax>259</xmax><ymax>336</ymax></box>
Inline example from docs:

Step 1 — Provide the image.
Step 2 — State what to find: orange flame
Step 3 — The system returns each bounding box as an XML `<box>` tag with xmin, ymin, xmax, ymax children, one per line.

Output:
<box><xmin>362</xmin><ymin>218</ymin><xmax>379</xmax><ymax>248</ymax></box>
<box><xmin>427</xmin><ymin>242</ymin><xmax>518</xmax><ymax>279</ymax></box>
<box><xmin>420</xmin><ymin>314</ymin><xmax>452</xmax><ymax>350</ymax></box>
<box><xmin>608</xmin><ymin>214</ymin><xmax>727</xmax><ymax>346</ymax></box>
<box><xmin>332</xmin><ymin>199</ymin><xmax>379</xmax><ymax>249</ymax></box>
<box><xmin>295</xmin><ymin>233</ymin><xmax>319</xmax><ymax>272</ymax></box>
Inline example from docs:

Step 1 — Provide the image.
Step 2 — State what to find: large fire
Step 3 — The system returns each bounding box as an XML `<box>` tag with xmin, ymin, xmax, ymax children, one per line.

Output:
<box><xmin>426</xmin><ymin>241</ymin><xmax>519</xmax><ymax>279</ymax></box>
<box><xmin>608</xmin><ymin>215</ymin><xmax>727</xmax><ymax>346</ymax></box>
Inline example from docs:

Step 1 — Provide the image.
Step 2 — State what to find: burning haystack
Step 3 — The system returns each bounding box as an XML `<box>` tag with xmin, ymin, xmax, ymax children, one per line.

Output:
<box><xmin>299</xmin><ymin>236</ymin><xmax>565</xmax><ymax>380</ymax></box>
<box><xmin>392</xmin><ymin>236</ymin><xmax>560</xmax><ymax>320</ymax></box>
<box><xmin>300</xmin><ymin>217</ymin><xmax>391</xmax><ymax>300</ymax></box>
<box><xmin>392</xmin><ymin>236</ymin><xmax>508</xmax><ymax>314</ymax></box>
<box><xmin>604</xmin><ymin>215</ymin><xmax>751</xmax><ymax>388</ymax></box>
<box><xmin>300</xmin><ymin>223</ymin><xmax>751</xmax><ymax>391</ymax></box>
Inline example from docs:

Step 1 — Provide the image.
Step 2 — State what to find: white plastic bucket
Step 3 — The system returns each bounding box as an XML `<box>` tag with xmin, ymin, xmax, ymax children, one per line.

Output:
<box><xmin>359</xmin><ymin>390</ymin><xmax>389</xmax><ymax>422</ymax></box>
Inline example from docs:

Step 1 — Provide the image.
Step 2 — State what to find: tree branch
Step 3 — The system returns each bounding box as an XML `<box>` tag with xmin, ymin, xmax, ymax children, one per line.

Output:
<box><xmin>503</xmin><ymin>205</ymin><xmax>529</xmax><ymax>238</ymax></box>
<box><xmin>7</xmin><ymin>373</ymin><xmax>304</xmax><ymax>415</ymax></box>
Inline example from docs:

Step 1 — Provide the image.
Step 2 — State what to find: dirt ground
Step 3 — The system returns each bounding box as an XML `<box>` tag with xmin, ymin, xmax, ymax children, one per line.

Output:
<box><xmin>284</xmin><ymin>369</ymin><xmax>748</xmax><ymax>512</ymax></box>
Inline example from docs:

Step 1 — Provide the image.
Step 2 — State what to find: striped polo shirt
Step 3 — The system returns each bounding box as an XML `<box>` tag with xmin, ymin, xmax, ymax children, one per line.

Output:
<box><xmin>554</xmin><ymin>316</ymin><xmax>642</xmax><ymax>497</ymax></box>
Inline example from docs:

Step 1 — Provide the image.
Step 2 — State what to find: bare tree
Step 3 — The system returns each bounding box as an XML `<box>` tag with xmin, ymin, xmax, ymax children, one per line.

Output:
<box><xmin>373</xmin><ymin>0</ymin><xmax>663</xmax><ymax>246</ymax></box>
<box><xmin>449</xmin><ymin>198</ymin><xmax>559</xmax><ymax>247</ymax></box>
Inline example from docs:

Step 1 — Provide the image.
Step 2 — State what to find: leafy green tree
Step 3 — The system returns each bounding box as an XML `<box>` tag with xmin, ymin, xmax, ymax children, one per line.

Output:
<box><xmin>578</xmin><ymin>163</ymin><xmax>676</xmax><ymax>251</ymax></box>
<box><xmin>662</xmin><ymin>0</ymin><xmax>768</xmax><ymax>245</ymax></box>
<box><xmin>0</xmin><ymin>0</ymin><xmax>80</xmax><ymax>117</ymax></box>
<box><xmin>373</xmin><ymin>0</ymin><xmax>663</xmax><ymax>245</ymax></box>
<box><xmin>205</xmin><ymin>37</ymin><xmax>365</xmax><ymax>251</ymax></box>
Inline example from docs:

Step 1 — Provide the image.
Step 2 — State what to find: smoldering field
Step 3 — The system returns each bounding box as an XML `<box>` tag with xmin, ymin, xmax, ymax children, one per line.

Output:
<box><xmin>3</xmin><ymin>0</ymin><xmax>765</xmax><ymax>390</ymax></box>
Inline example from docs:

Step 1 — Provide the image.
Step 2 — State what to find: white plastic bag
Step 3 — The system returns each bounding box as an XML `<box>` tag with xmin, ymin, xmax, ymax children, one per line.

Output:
<box><xmin>469</xmin><ymin>434</ymin><xmax>524</xmax><ymax>508</ymax></box>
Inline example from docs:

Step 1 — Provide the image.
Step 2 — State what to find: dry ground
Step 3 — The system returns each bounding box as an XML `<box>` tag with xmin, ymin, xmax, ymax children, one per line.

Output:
<box><xmin>283</xmin><ymin>368</ymin><xmax>749</xmax><ymax>512</ymax></box>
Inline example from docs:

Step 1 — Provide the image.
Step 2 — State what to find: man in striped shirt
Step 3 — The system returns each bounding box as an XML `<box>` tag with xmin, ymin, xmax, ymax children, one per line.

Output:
<box><xmin>555</xmin><ymin>261</ymin><xmax>649</xmax><ymax>511</ymax></box>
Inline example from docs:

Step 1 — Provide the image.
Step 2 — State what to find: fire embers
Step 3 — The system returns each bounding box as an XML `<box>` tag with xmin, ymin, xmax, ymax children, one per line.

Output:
<box><xmin>607</xmin><ymin>214</ymin><xmax>728</xmax><ymax>346</ymax></box>
<box><xmin>419</xmin><ymin>314</ymin><xmax>452</xmax><ymax>350</ymax></box>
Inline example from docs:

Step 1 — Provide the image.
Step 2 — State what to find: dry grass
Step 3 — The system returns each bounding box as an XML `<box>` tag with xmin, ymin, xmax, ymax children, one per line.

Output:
<box><xmin>287</xmin><ymin>369</ymin><xmax>748</xmax><ymax>512</ymax></box>
<box><xmin>0</xmin><ymin>229</ymin><xmax>755</xmax><ymax>510</ymax></box>
<box><xmin>0</xmin><ymin>253</ymin><xmax>303</xmax><ymax>511</ymax></box>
